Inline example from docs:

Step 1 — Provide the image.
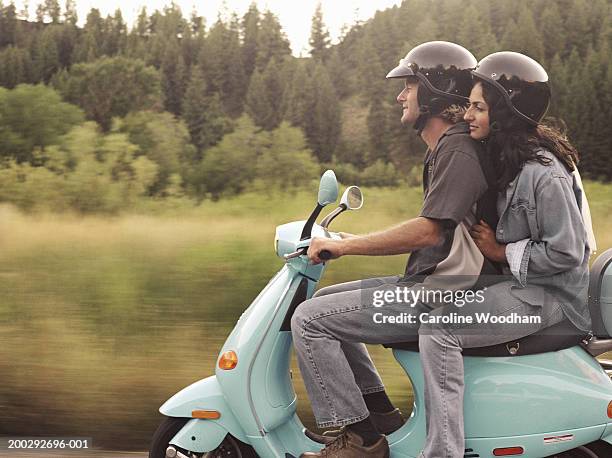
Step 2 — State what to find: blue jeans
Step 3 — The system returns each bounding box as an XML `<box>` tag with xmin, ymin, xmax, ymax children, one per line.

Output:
<box><xmin>291</xmin><ymin>276</ymin><xmax>429</xmax><ymax>427</ymax></box>
<box><xmin>417</xmin><ymin>280</ymin><xmax>565</xmax><ymax>458</ymax></box>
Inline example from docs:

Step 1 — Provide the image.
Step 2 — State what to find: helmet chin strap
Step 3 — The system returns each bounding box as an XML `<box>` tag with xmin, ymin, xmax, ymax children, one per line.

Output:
<box><xmin>489</xmin><ymin>120</ymin><xmax>502</xmax><ymax>133</ymax></box>
<box><xmin>413</xmin><ymin>97</ymin><xmax>448</xmax><ymax>136</ymax></box>
<box><xmin>414</xmin><ymin>106</ymin><xmax>430</xmax><ymax>136</ymax></box>
<box><xmin>488</xmin><ymin>97</ymin><xmax>509</xmax><ymax>134</ymax></box>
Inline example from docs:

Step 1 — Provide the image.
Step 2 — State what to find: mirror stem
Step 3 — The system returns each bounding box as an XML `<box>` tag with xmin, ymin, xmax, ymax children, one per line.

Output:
<box><xmin>300</xmin><ymin>204</ymin><xmax>324</xmax><ymax>240</ymax></box>
<box><xmin>320</xmin><ymin>204</ymin><xmax>347</xmax><ymax>229</ymax></box>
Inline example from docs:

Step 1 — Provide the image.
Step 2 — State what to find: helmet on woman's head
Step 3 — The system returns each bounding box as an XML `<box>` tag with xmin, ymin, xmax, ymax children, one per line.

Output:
<box><xmin>386</xmin><ymin>41</ymin><xmax>477</xmax><ymax>130</ymax></box>
<box><xmin>472</xmin><ymin>51</ymin><xmax>550</xmax><ymax>126</ymax></box>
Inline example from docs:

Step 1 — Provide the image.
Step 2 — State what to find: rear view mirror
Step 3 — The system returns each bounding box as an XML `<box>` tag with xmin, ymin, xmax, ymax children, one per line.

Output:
<box><xmin>341</xmin><ymin>186</ymin><xmax>363</xmax><ymax>210</ymax></box>
<box><xmin>317</xmin><ymin>170</ymin><xmax>339</xmax><ymax>207</ymax></box>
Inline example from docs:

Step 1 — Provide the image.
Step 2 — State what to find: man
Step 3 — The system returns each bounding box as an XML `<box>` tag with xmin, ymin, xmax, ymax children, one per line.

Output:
<box><xmin>292</xmin><ymin>41</ymin><xmax>496</xmax><ymax>458</ymax></box>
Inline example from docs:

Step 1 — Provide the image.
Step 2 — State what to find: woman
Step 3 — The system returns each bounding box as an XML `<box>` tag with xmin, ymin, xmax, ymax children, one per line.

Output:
<box><xmin>417</xmin><ymin>51</ymin><xmax>595</xmax><ymax>458</ymax></box>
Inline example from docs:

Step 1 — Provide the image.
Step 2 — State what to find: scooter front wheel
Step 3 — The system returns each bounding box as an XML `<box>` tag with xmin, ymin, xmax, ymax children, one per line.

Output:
<box><xmin>148</xmin><ymin>417</ymin><xmax>258</xmax><ymax>458</ymax></box>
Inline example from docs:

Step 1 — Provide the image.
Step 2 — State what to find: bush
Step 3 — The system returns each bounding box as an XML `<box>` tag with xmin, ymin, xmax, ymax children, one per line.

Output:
<box><xmin>0</xmin><ymin>84</ymin><xmax>84</xmax><ymax>163</ymax></box>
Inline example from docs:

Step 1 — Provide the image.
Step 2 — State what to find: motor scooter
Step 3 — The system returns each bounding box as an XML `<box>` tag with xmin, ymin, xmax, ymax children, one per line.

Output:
<box><xmin>149</xmin><ymin>170</ymin><xmax>612</xmax><ymax>458</ymax></box>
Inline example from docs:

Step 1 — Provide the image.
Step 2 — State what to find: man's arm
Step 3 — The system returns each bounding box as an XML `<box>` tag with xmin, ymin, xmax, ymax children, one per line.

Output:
<box><xmin>307</xmin><ymin>217</ymin><xmax>442</xmax><ymax>264</ymax></box>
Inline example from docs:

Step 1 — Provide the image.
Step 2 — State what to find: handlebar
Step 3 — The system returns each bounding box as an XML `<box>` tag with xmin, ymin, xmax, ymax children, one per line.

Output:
<box><xmin>282</xmin><ymin>248</ymin><xmax>334</xmax><ymax>261</ymax></box>
<box><xmin>319</xmin><ymin>250</ymin><xmax>332</xmax><ymax>261</ymax></box>
<box><xmin>283</xmin><ymin>247</ymin><xmax>307</xmax><ymax>260</ymax></box>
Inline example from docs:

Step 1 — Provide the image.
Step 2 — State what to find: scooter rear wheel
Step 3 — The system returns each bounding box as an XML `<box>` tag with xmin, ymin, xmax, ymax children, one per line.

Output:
<box><xmin>148</xmin><ymin>417</ymin><xmax>258</xmax><ymax>458</ymax></box>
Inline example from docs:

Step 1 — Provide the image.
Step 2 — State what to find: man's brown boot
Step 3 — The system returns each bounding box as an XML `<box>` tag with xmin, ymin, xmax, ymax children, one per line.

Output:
<box><xmin>305</xmin><ymin>409</ymin><xmax>404</xmax><ymax>444</ymax></box>
<box><xmin>300</xmin><ymin>429</ymin><xmax>389</xmax><ymax>457</ymax></box>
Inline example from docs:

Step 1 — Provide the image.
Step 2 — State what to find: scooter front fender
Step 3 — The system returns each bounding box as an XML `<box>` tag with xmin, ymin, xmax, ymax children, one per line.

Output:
<box><xmin>160</xmin><ymin>375</ymin><xmax>248</xmax><ymax>451</ymax></box>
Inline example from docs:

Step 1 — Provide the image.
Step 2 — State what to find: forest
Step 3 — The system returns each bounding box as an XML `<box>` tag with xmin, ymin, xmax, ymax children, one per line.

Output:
<box><xmin>0</xmin><ymin>0</ymin><xmax>610</xmax><ymax>212</ymax></box>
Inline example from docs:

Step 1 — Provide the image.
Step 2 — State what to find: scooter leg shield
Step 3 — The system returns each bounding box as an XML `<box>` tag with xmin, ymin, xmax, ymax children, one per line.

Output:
<box><xmin>159</xmin><ymin>375</ymin><xmax>249</xmax><ymax>449</ymax></box>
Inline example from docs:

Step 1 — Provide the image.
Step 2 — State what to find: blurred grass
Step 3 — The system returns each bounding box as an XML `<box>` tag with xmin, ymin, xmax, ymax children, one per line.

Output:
<box><xmin>0</xmin><ymin>181</ymin><xmax>610</xmax><ymax>450</ymax></box>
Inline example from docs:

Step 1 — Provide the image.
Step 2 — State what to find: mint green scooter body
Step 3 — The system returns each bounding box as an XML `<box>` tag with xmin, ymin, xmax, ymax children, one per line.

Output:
<box><xmin>157</xmin><ymin>172</ymin><xmax>612</xmax><ymax>457</ymax></box>
<box><xmin>161</xmin><ymin>236</ymin><xmax>612</xmax><ymax>457</ymax></box>
<box><xmin>390</xmin><ymin>347</ymin><xmax>612</xmax><ymax>458</ymax></box>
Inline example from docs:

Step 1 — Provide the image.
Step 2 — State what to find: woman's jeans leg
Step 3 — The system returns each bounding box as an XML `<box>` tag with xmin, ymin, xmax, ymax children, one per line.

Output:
<box><xmin>418</xmin><ymin>283</ymin><xmax>566</xmax><ymax>458</ymax></box>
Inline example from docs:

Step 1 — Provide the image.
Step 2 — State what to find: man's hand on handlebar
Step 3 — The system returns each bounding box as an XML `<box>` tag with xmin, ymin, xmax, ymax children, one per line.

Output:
<box><xmin>308</xmin><ymin>237</ymin><xmax>345</xmax><ymax>264</ymax></box>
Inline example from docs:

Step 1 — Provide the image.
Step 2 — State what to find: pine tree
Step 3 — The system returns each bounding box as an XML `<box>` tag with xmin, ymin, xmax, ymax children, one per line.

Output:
<box><xmin>201</xmin><ymin>17</ymin><xmax>246</xmax><ymax>117</ymax></box>
<box><xmin>358</xmin><ymin>31</ymin><xmax>385</xmax><ymax>101</ymax></box>
<box><xmin>0</xmin><ymin>46</ymin><xmax>29</xmax><ymax>88</ymax></box>
<box><xmin>223</xmin><ymin>14</ymin><xmax>247</xmax><ymax>117</ymax></box>
<box><xmin>457</xmin><ymin>2</ymin><xmax>498</xmax><ymax>58</ymax></box>
<box><xmin>409</xmin><ymin>15</ymin><xmax>440</xmax><ymax>47</ymax></box>
<box><xmin>559</xmin><ymin>49</ymin><xmax>593</xmax><ymax>176</ymax></box>
<box><xmin>284</xmin><ymin>60</ymin><xmax>309</xmax><ymax>126</ymax></box>
<box><xmin>74</xmin><ymin>8</ymin><xmax>104</xmax><ymax>62</ymax></box>
<box><xmin>302</xmin><ymin>63</ymin><xmax>341</xmax><ymax>162</ymax></box>
<box><xmin>325</xmin><ymin>48</ymin><xmax>351</xmax><ymax>99</ymax></box>
<box><xmin>126</xmin><ymin>7</ymin><xmax>148</xmax><ymax>60</ymax></box>
<box><xmin>161</xmin><ymin>39</ymin><xmax>187</xmax><ymax>116</ymax></box>
<box><xmin>199</xmin><ymin>18</ymin><xmax>225</xmax><ymax>93</ymax></box>
<box><xmin>539</xmin><ymin>1</ymin><xmax>565</xmax><ymax>60</ymax></box>
<box><xmin>246</xmin><ymin>69</ymin><xmax>270</xmax><ymax>127</ymax></box>
<box><xmin>36</xmin><ymin>27</ymin><xmax>60</xmax><ymax>83</ymax></box>
<box><xmin>64</xmin><ymin>0</ymin><xmax>77</xmax><ymax>25</ymax></box>
<box><xmin>44</xmin><ymin>0</ymin><xmax>61</xmax><ymax>24</ymax></box>
<box><xmin>501</xmin><ymin>9</ymin><xmax>544</xmax><ymax>61</ymax></box>
<box><xmin>136</xmin><ymin>7</ymin><xmax>149</xmax><ymax>37</ymax></box>
<box><xmin>103</xmin><ymin>9</ymin><xmax>127</xmax><ymax>56</ymax></box>
<box><xmin>190</xmin><ymin>7</ymin><xmax>204</xmax><ymax>37</ymax></box>
<box><xmin>547</xmin><ymin>53</ymin><xmax>567</xmax><ymax>118</ymax></box>
<box><xmin>242</xmin><ymin>2</ymin><xmax>260</xmax><ymax>78</ymax></box>
<box><xmin>309</xmin><ymin>2</ymin><xmax>330</xmax><ymax>62</ymax></box>
<box><xmin>0</xmin><ymin>1</ymin><xmax>18</xmax><ymax>47</ymax></box>
<box><xmin>57</xmin><ymin>22</ymin><xmax>77</xmax><ymax>68</ymax></box>
<box><xmin>35</xmin><ymin>3</ymin><xmax>44</xmax><ymax>22</ymax></box>
<box><xmin>366</xmin><ymin>98</ymin><xmax>391</xmax><ymax>163</ymax></box>
<box><xmin>182</xmin><ymin>9</ymin><xmax>204</xmax><ymax>69</ymax></box>
<box><xmin>577</xmin><ymin>45</ymin><xmax>609</xmax><ymax>179</ymax></box>
<box><xmin>182</xmin><ymin>67</ymin><xmax>229</xmax><ymax>152</ymax></box>
<box><xmin>255</xmin><ymin>10</ymin><xmax>291</xmax><ymax>71</ymax></box>
<box><xmin>564</xmin><ymin>0</ymin><xmax>592</xmax><ymax>57</ymax></box>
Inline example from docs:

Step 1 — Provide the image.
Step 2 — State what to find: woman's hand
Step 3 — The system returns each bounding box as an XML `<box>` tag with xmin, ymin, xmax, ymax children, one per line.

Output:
<box><xmin>470</xmin><ymin>220</ymin><xmax>507</xmax><ymax>263</ymax></box>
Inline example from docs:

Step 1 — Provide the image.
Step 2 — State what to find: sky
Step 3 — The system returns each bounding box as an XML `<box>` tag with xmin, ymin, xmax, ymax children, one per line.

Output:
<box><xmin>12</xmin><ymin>0</ymin><xmax>403</xmax><ymax>56</ymax></box>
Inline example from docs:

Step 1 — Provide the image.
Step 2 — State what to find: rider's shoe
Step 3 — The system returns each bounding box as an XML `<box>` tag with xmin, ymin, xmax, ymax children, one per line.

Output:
<box><xmin>305</xmin><ymin>409</ymin><xmax>404</xmax><ymax>444</ymax></box>
<box><xmin>300</xmin><ymin>429</ymin><xmax>389</xmax><ymax>457</ymax></box>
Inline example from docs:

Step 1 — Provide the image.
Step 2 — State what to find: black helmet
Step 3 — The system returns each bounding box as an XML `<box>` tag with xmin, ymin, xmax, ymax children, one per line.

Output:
<box><xmin>472</xmin><ymin>51</ymin><xmax>550</xmax><ymax>125</ymax></box>
<box><xmin>386</xmin><ymin>41</ymin><xmax>477</xmax><ymax>124</ymax></box>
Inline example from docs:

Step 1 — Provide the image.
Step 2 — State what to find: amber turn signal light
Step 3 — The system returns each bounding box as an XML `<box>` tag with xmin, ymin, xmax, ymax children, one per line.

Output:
<box><xmin>192</xmin><ymin>410</ymin><xmax>221</xmax><ymax>419</ymax></box>
<box><xmin>607</xmin><ymin>400</ymin><xmax>612</xmax><ymax>418</ymax></box>
<box><xmin>219</xmin><ymin>350</ymin><xmax>238</xmax><ymax>370</ymax></box>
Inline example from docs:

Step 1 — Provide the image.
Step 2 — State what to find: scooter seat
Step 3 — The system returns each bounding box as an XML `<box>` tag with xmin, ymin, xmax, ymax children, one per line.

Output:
<box><xmin>383</xmin><ymin>320</ymin><xmax>589</xmax><ymax>356</ymax></box>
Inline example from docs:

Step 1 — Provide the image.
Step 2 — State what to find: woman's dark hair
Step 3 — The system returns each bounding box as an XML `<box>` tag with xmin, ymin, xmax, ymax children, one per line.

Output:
<box><xmin>479</xmin><ymin>81</ymin><xmax>579</xmax><ymax>189</ymax></box>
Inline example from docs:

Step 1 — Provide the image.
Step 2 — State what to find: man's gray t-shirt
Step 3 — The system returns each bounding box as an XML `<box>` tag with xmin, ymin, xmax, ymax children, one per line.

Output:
<box><xmin>403</xmin><ymin>122</ymin><xmax>491</xmax><ymax>285</ymax></box>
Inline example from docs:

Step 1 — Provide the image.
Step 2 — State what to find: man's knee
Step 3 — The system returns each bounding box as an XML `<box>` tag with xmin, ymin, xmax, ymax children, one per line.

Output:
<box><xmin>291</xmin><ymin>297</ymin><xmax>318</xmax><ymax>335</ymax></box>
<box><xmin>313</xmin><ymin>284</ymin><xmax>341</xmax><ymax>298</ymax></box>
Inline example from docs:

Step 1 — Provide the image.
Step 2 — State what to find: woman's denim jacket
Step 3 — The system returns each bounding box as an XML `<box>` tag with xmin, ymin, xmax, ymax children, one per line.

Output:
<box><xmin>496</xmin><ymin>150</ymin><xmax>592</xmax><ymax>332</ymax></box>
